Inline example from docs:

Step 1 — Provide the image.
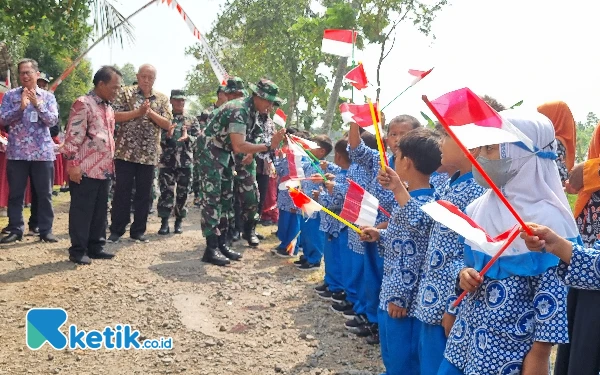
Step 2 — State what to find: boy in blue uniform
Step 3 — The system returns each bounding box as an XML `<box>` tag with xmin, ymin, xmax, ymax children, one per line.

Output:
<box><xmin>315</xmin><ymin>139</ymin><xmax>351</xmax><ymax>302</ymax></box>
<box><xmin>361</xmin><ymin>127</ymin><xmax>441</xmax><ymax>374</ymax></box>
<box><xmin>296</xmin><ymin>135</ymin><xmax>333</xmax><ymax>270</ymax></box>
<box><xmin>413</xmin><ymin>127</ymin><xmax>486</xmax><ymax>375</ymax></box>
<box><xmin>347</xmin><ymin>115</ymin><xmax>421</xmax><ymax>344</ymax></box>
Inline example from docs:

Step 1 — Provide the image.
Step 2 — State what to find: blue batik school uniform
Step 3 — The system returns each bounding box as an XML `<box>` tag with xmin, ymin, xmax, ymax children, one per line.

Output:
<box><xmin>378</xmin><ymin>187</ymin><xmax>436</xmax><ymax>375</ymax></box>
<box><xmin>349</xmin><ymin>139</ymin><xmax>397</xmax><ymax>324</ymax></box>
<box><xmin>299</xmin><ymin>160</ymin><xmax>328</xmax><ymax>265</ymax></box>
<box><xmin>345</xmin><ymin>161</ymin><xmax>370</xmax><ymax>316</ymax></box>
<box><xmin>439</xmin><ymin>265</ymin><xmax>570</xmax><ymax>375</ymax></box>
<box><xmin>413</xmin><ymin>172</ymin><xmax>485</xmax><ymax>375</ymax></box>
<box><xmin>557</xmin><ymin>241</ymin><xmax>600</xmax><ymax>290</ymax></box>
<box><xmin>319</xmin><ymin>166</ymin><xmax>349</xmax><ymax>294</ymax></box>
<box><xmin>429</xmin><ymin>171</ymin><xmax>450</xmax><ymax>195</ymax></box>
<box><xmin>274</xmin><ymin>156</ymin><xmax>301</xmax><ymax>254</ymax></box>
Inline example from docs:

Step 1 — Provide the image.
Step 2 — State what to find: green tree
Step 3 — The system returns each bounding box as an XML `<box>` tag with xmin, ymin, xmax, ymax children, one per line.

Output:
<box><xmin>114</xmin><ymin>62</ymin><xmax>137</xmax><ymax>85</ymax></box>
<box><xmin>576</xmin><ymin>112</ymin><xmax>599</xmax><ymax>162</ymax></box>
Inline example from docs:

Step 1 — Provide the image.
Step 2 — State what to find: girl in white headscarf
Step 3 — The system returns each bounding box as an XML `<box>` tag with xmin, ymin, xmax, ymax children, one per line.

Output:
<box><xmin>437</xmin><ymin>110</ymin><xmax>581</xmax><ymax>375</ymax></box>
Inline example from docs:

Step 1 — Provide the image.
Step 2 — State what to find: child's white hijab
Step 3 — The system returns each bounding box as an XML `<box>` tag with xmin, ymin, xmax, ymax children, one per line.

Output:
<box><xmin>465</xmin><ymin>109</ymin><xmax>580</xmax><ymax>277</ymax></box>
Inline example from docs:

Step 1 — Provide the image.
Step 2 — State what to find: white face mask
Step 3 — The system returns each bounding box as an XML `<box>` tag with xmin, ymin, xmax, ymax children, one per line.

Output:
<box><xmin>472</xmin><ymin>153</ymin><xmax>535</xmax><ymax>189</ymax></box>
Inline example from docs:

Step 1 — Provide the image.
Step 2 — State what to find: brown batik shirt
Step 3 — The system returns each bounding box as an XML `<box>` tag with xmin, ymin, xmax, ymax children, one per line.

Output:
<box><xmin>112</xmin><ymin>85</ymin><xmax>172</xmax><ymax>165</ymax></box>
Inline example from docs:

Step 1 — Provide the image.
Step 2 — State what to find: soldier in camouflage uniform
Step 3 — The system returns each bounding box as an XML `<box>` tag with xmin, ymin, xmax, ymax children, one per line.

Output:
<box><xmin>199</xmin><ymin>78</ymin><xmax>286</xmax><ymax>266</ymax></box>
<box><xmin>192</xmin><ymin>86</ymin><xmax>229</xmax><ymax>207</ymax></box>
<box><xmin>157</xmin><ymin>90</ymin><xmax>199</xmax><ymax>235</ymax></box>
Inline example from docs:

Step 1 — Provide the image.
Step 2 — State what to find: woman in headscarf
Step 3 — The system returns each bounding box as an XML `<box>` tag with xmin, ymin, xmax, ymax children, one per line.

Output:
<box><xmin>537</xmin><ymin>101</ymin><xmax>577</xmax><ymax>185</ymax></box>
<box><xmin>438</xmin><ymin>110</ymin><xmax>580</xmax><ymax>375</ymax></box>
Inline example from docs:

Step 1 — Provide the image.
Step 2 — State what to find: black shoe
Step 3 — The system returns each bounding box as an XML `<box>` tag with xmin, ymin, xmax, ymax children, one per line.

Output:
<box><xmin>202</xmin><ymin>235</ymin><xmax>230</xmax><ymax>266</ymax></box>
<box><xmin>318</xmin><ymin>290</ymin><xmax>333</xmax><ymax>300</ymax></box>
<box><xmin>297</xmin><ymin>262</ymin><xmax>320</xmax><ymax>271</ymax></box>
<box><xmin>365</xmin><ymin>332</ymin><xmax>380</xmax><ymax>345</ymax></box>
<box><xmin>354</xmin><ymin>323</ymin><xmax>377</xmax><ymax>338</ymax></box>
<box><xmin>243</xmin><ymin>220</ymin><xmax>260</xmax><ymax>247</ymax></box>
<box><xmin>275</xmin><ymin>248</ymin><xmax>293</xmax><ymax>258</ymax></box>
<box><xmin>256</xmin><ymin>233</ymin><xmax>265</xmax><ymax>240</ymax></box>
<box><xmin>314</xmin><ymin>283</ymin><xmax>328</xmax><ymax>293</ymax></box>
<box><xmin>0</xmin><ymin>233</ymin><xmax>22</xmax><ymax>243</ymax></box>
<box><xmin>28</xmin><ymin>227</ymin><xmax>40</xmax><ymax>236</ymax></box>
<box><xmin>60</xmin><ymin>186</ymin><xmax>70</xmax><ymax>193</ymax></box>
<box><xmin>294</xmin><ymin>257</ymin><xmax>308</xmax><ymax>267</ymax></box>
<box><xmin>218</xmin><ymin>231</ymin><xmax>242</xmax><ymax>261</ymax></box>
<box><xmin>174</xmin><ymin>218</ymin><xmax>183</xmax><ymax>234</ymax></box>
<box><xmin>130</xmin><ymin>234</ymin><xmax>149</xmax><ymax>243</ymax></box>
<box><xmin>69</xmin><ymin>254</ymin><xmax>91</xmax><ymax>265</ymax></box>
<box><xmin>1</xmin><ymin>226</ymin><xmax>9</xmax><ymax>234</ymax></box>
<box><xmin>88</xmin><ymin>251</ymin><xmax>115</xmax><ymax>260</ymax></box>
<box><xmin>231</xmin><ymin>230</ymin><xmax>240</xmax><ymax>242</ymax></box>
<box><xmin>107</xmin><ymin>233</ymin><xmax>121</xmax><ymax>243</ymax></box>
<box><xmin>332</xmin><ymin>291</ymin><xmax>347</xmax><ymax>303</ymax></box>
<box><xmin>40</xmin><ymin>233</ymin><xmax>58</xmax><ymax>243</ymax></box>
<box><xmin>331</xmin><ymin>300</ymin><xmax>353</xmax><ymax>313</ymax></box>
<box><xmin>345</xmin><ymin>315</ymin><xmax>367</xmax><ymax>330</ymax></box>
<box><xmin>342</xmin><ymin>308</ymin><xmax>357</xmax><ymax>320</ymax></box>
<box><xmin>158</xmin><ymin>217</ymin><xmax>170</xmax><ymax>235</ymax></box>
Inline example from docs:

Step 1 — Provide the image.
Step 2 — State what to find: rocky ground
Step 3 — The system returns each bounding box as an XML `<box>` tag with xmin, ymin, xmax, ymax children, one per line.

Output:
<box><xmin>0</xmin><ymin>192</ymin><xmax>383</xmax><ymax>375</ymax></box>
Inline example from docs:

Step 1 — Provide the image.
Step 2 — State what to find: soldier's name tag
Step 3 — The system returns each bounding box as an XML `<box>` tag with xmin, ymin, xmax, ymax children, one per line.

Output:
<box><xmin>29</xmin><ymin>110</ymin><xmax>38</xmax><ymax>123</ymax></box>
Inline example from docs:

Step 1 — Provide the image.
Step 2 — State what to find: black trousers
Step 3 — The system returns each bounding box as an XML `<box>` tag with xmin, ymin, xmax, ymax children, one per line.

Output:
<box><xmin>68</xmin><ymin>177</ymin><xmax>110</xmax><ymax>256</ymax></box>
<box><xmin>28</xmin><ymin>177</ymin><xmax>38</xmax><ymax>230</ymax></box>
<box><xmin>256</xmin><ymin>172</ymin><xmax>270</xmax><ymax>218</ymax></box>
<box><xmin>554</xmin><ymin>288</ymin><xmax>600</xmax><ymax>375</ymax></box>
<box><xmin>109</xmin><ymin>159</ymin><xmax>154</xmax><ymax>237</ymax></box>
<box><xmin>7</xmin><ymin>160</ymin><xmax>54</xmax><ymax>236</ymax></box>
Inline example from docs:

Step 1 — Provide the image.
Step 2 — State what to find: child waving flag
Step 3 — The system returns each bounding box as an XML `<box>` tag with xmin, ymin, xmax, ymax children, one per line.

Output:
<box><xmin>438</xmin><ymin>110</ymin><xmax>581</xmax><ymax>375</ymax></box>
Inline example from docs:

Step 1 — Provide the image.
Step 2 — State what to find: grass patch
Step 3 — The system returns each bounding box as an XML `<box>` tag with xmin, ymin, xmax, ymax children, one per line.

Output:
<box><xmin>0</xmin><ymin>187</ymin><xmax>70</xmax><ymax>229</ymax></box>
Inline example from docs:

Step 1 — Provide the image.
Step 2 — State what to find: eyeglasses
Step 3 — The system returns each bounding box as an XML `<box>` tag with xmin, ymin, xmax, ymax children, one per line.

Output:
<box><xmin>19</xmin><ymin>71</ymin><xmax>36</xmax><ymax>77</ymax></box>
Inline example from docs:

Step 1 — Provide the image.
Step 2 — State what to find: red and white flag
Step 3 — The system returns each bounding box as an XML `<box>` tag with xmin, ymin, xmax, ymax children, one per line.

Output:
<box><xmin>428</xmin><ymin>87</ymin><xmax>534</xmax><ymax>151</ymax></box>
<box><xmin>289</xmin><ymin>188</ymin><xmax>323</xmax><ymax>217</ymax></box>
<box><xmin>339</xmin><ymin>102</ymin><xmax>380</xmax><ymax>134</ymax></box>
<box><xmin>273</xmin><ymin>108</ymin><xmax>287</xmax><ymax>127</ymax></box>
<box><xmin>421</xmin><ymin>200</ymin><xmax>520</xmax><ymax>256</ymax></box>
<box><xmin>289</xmin><ymin>134</ymin><xmax>318</xmax><ymax>150</ymax></box>
<box><xmin>279</xmin><ymin>138</ymin><xmax>306</xmax><ymax>190</ymax></box>
<box><xmin>340</xmin><ymin>180</ymin><xmax>379</xmax><ymax>227</ymax></box>
<box><xmin>344</xmin><ymin>63</ymin><xmax>368</xmax><ymax>90</ymax></box>
<box><xmin>322</xmin><ymin>29</ymin><xmax>357</xmax><ymax>57</ymax></box>
<box><xmin>408</xmin><ymin>68</ymin><xmax>433</xmax><ymax>86</ymax></box>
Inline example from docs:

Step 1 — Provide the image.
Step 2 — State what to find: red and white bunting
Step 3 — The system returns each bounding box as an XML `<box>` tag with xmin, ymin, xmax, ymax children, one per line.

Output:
<box><xmin>160</xmin><ymin>0</ymin><xmax>228</xmax><ymax>84</ymax></box>
<box><xmin>273</xmin><ymin>108</ymin><xmax>287</xmax><ymax>127</ymax></box>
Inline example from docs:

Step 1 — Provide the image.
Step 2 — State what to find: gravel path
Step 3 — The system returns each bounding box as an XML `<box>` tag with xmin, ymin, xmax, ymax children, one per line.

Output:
<box><xmin>0</xmin><ymin>194</ymin><xmax>383</xmax><ymax>375</ymax></box>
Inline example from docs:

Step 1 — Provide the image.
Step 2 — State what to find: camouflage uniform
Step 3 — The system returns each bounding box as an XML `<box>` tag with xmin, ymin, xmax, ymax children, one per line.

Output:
<box><xmin>200</xmin><ymin>101</ymin><xmax>253</xmax><ymax>237</ymax></box>
<box><xmin>192</xmin><ymin>106</ymin><xmax>214</xmax><ymax>206</ymax></box>
<box><xmin>157</xmin><ymin>110</ymin><xmax>199</xmax><ymax>219</ymax></box>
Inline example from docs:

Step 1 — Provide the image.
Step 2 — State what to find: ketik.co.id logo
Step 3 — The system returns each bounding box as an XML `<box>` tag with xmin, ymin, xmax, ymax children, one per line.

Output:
<box><xmin>26</xmin><ymin>308</ymin><xmax>173</xmax><ymax>350</ymax></box>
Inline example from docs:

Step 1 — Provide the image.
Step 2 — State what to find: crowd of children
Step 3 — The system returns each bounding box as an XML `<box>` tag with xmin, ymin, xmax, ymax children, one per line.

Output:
<box><xmin>269</xmin><ymin>99</ymin><xmax>598</xmax><ymax>375</ymax></box>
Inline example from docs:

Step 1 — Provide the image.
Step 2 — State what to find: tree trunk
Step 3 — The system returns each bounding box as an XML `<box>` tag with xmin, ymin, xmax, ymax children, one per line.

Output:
<box><xmin>322</xmin><ymin>56</ymin><xmax>348</xmax><ymax>136</ymax></box>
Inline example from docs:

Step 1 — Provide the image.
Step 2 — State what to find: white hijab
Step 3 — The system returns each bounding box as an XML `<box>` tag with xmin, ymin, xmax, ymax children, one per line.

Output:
<box><xmin>466</xmin><ymin>109</ymin><xmax>580</xmax><ymax>276</ymax></box>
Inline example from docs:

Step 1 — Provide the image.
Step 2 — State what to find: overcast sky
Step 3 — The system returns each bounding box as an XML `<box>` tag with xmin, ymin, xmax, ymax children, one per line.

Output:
<box><xmin>87</xmin><ymin>0</ymin><xmax>600</xmax><ymax>124</ymax></box>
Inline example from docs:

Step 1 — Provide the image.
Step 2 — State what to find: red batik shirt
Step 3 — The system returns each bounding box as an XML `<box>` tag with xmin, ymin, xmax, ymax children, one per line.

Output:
<box><xmin>61</xmin><ymin>90</ymin><xmax>115</xmax><ymax>180</ymax></box>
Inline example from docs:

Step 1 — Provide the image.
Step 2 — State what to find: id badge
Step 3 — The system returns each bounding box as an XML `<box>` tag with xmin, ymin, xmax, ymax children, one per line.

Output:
<box><xmin>29</xmin><ymin>110</ymin><xmax>38</xmax><ymax>123</ymax></box>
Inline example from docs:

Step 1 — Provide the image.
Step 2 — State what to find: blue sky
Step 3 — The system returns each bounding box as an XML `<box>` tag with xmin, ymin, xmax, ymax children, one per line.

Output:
<box><xmin>88</xmin><ymin>0</ymin><xmax>600</xmax><ymax>125</ymax></box>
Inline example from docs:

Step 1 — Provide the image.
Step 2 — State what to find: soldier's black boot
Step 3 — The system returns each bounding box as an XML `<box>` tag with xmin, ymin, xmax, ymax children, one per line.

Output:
<box><xmin>174</xmin><ymin>218</ymin><xmax>183</xmax><ymax>234</ymax></box>
<box><xmin>231</xmin><ymin>229</ymin><xmax>240</xmax><ymax>242</ymax></box>
<box><xmin>243</xmin><ymin>220</ymin><xmax>260</xmax><ymax>247</ymax></box>
<box><xmin>201</xmin><ymin>235</ymin><xmax>230</xmax><ymax>266</ymax></box>
<box><xmin>218</xmin><ymin>230</ymin><xmax>242</xmax><ymax>261</ymax></box>
<box><xmin>158</xmin><ymin>217</ymin><xmax>170</xmax><ymax>235</ymax></box>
